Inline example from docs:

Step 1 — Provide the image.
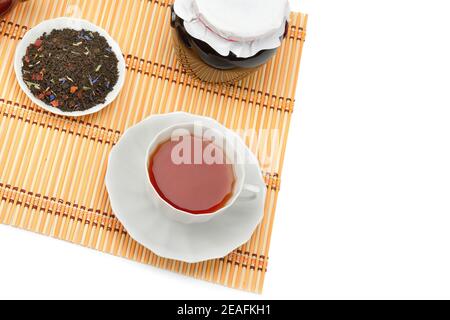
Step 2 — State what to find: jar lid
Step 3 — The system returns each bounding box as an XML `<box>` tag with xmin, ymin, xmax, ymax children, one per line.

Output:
<box><xmin>174</xmin><ymin>0</ymin><xmax>290</xmax><ymax>58</ymax></box>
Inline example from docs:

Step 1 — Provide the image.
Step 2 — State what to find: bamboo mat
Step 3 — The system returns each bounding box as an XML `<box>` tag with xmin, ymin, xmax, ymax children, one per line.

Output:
<box><xmin>0</xmin><ymin>0</ymin><xmax>307</xmax><ymax>293</ymax></box>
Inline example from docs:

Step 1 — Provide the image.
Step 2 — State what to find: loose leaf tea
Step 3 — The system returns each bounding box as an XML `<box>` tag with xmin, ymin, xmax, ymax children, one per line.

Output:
<box><xmin>22</xmin><ymin>28</ymin><xmax>119</xmax><ymax>112</ymax></box>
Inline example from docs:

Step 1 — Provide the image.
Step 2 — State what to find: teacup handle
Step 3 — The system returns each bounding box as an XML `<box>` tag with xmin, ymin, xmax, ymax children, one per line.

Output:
<box><xmin>239</xmin><ymin>184</ymin><xmax>260</xmax><ymax>201</ymax></box>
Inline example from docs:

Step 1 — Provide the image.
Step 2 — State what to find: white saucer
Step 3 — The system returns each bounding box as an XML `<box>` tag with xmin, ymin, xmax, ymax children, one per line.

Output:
<box><xmin>105</xmin><ymin>112</ymin><xmax>266</xmax><ymax>263</ymax></box>
<box><xmin>14</xmin><ymin>18</ymin><xmax>126</xmax><ymax>117</ymax></box>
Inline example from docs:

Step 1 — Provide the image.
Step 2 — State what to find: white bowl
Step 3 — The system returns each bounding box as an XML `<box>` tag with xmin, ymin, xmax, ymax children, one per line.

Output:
<box><xmin>14</xmin><ymin>17</ymin><xmax>126</xmax><ymax>117</ymax></box>
<box><xmin>105</xmin><ymin>112</ymin><xmax>267</xmax><ymax>263</ymax></box>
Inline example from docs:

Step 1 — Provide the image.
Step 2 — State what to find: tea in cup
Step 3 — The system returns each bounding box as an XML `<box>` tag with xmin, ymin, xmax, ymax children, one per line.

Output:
<box><xmin>146</xmin><ymin>122</ymin><xmax>260</xmax><ymax>224</ymax></box>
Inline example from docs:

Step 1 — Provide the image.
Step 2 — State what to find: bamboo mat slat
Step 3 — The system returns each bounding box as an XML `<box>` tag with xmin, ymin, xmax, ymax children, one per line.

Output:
<box><xmin>0</xmin><ymin>0</ymin><xmax>307</xmax><ymax>293</ymax></box>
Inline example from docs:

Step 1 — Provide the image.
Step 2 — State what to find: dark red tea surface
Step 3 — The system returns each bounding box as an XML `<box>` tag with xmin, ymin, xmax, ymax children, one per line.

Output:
<box><xmin>149</xmin><ymin>135</ymin><xmax>235</xmax><ymax>215</ymax></box>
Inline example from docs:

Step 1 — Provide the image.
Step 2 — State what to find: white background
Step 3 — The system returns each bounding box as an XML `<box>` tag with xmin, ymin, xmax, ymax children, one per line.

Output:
<box><xmin>1</xmin><ymin>0</ymin><xmax>450</xmax><ymax>299</ymax></box>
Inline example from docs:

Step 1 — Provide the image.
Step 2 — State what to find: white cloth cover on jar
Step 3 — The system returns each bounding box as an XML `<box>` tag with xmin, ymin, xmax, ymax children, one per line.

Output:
<box><xmin>174</xmin><ymin>0</ymin><xmax>291</xmax><ymax>58</ymax></box>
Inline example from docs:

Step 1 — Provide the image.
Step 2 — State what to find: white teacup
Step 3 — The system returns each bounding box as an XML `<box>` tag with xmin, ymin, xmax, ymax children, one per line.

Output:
<box><xmin>145</xmin><ymin>122</ymin><xmax>260</xmax><ymax>224</ymax></box>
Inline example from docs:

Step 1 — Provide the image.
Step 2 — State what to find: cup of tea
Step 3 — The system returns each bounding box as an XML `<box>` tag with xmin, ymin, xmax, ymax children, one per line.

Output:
<box><xmin>145</xmin><ymin>122</ymin><xmax>261</xmax><ymax>224</ymax></box>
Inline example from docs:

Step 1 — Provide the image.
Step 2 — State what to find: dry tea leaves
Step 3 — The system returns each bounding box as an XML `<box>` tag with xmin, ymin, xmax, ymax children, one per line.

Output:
<box><xmin>22</xmin><ymin>28</ymin><xmax>119</xmax><ymax>112</ymax></box>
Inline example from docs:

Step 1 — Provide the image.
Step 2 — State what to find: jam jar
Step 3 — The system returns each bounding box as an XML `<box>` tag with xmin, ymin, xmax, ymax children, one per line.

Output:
<box><xmin>171</xmin><ymin>0</ymin><xmax>290</xmax><ymax>84</ymax></box>
<box><xmin>0</xmin><ymin>0</ymin><xmax>17</xmax><ymax>17</ymax></box>
<box><xmin>0</xmin><ymin>0</ymin><xmax>16</xmax><ymax>17</ymax></box>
